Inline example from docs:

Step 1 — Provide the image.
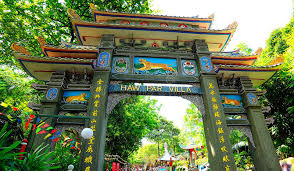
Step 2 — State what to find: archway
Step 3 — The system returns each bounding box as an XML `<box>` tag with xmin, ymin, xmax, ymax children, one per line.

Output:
<box><xmin>105</xmin><ymin>92</ymin><xmax>207</xmax><ymax>170</ymax></box>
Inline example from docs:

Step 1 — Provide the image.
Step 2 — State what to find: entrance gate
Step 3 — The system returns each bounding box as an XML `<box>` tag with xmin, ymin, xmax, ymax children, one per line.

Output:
<box><xmin>12</xmin><ymin>6</ymin><xmax>281</xmax><ymax>171</ymax></box>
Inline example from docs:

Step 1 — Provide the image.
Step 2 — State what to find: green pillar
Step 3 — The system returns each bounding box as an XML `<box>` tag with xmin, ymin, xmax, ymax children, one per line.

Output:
<box><xmin>80</xmin><ymin>35</ymin><xmax>114</xmax><ymax>171</ymax></box>
<box><xmin>27</xmin><ymin>72</ymin><xmax>66</xmax><ymax>151</ymax></box>
<box><xmin>240</xmin><ymin>77</ymin><xmax>281</xmax><ymax>171</ymax></box>
<box><xmin>195</xmin><ymin>39</ymin><xmax>236</xmax><ymax>171</ymax></box>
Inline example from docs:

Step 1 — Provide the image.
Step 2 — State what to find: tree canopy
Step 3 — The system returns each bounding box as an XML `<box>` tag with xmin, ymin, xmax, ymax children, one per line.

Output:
<box><xmin>255</xmin><ymin>16</ymin><xmax>294</xmax><ymax>158</ymax></box>
<box><xmin>106</xmin><ymin>96</ymin><xmax>160</xmax><ymax>159</ymax></box>
<box><xmin>0</xmin><ymin>0</ymin><xmax>154</xmax><ymax>66</ymax></box>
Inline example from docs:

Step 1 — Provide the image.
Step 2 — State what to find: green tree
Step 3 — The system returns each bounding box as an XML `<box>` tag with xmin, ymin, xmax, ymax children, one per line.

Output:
<box><xmin>234</xmin><ymin>42</ymin><xmax>253</xmax><ymax>55</ymax></box>
<box><xmin>0</xmin><ymin>0</ymin><xmax>154</xmax><ymax>66</ymax></box>
<box><xmin>147</xmin><ymin>116</ymin><xmax>182</xmax><ymax>157</ymax></box>
<box><xmin>105</xmin><ymin>96</ymin><xmax>160</xmax><ymax>160</ymax></box>
<box><xmin>129</xmin><ymin>144</ymin><xmax>158</xmax><ymax>164</ymax></box>
<box><xmin>181</xmin><ymin>103</ymin><xmax>206</xmax><ymax>147</ymax></box>
<box><xmin>255</xmin><ymin>16</ymin><xmax>294</xmax><ymax>158</ymax></box>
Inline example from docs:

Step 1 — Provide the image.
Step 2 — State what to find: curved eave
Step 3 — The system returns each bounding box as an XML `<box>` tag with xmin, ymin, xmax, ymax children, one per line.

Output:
<box><xmin>14</xmin><ymin>53</ymin><xmax>94</xmax><ymax>81</ymax></box>
<box><xmin>215</xmin><ymin>65</ymin><xmax>281</xmax><ymax>87</ymax></box>
<box><xmin>92</xmin><ymin>10</ymin><xmax>213</xmax><ymax>29</ymax></box>
<box><xmin>39</xmin><ymin>43</ymin><xmax>98</xmax><ymax>59</ymax></box>
<box><xmin>71</xmin><ymin>19</ymin><xmax>236</xmax><ymax>52</ymax></box>
<box><xmin>211</xmin><ymin>55</ymin><xmax>258</xmax><ymax>66</ymax></box>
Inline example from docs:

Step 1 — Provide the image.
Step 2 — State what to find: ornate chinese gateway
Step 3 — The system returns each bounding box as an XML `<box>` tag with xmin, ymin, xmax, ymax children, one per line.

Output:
<box><xmin>12</xmin><ymin>3</ymin><xmax>282</xmax><ymax>171</ymax></box>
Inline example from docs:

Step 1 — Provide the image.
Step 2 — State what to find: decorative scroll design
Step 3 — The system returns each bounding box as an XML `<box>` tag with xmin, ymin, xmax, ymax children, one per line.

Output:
<box><xmin>254</xmin><ymin>47</ymin><xmax>263</xmax><ymax>55</ymax></box>
<box><xmin>90</xmin><ymin>3</ymin><xmax>97</xmax><ymax>11</ymax></box>
<box><xmin>67</xmin><ymin>8</ymin><xmax>81</xmax><ymax>19</ymax></box>
<box><xmin>37</xmin><ymin>36</ymin><xmax>47</xmax><ymax>45</ymax></box>
<box><xmin>268</xmin><ymin>55</ymin><xmax>284</xmax><ymax>65</ymax></box>
<box><xmin>208</xmin><ymin>13</ymin><xmax>215</xmax><ymax>19</ymax></box>
<box><xmin>226</xmin><ymin>21</ymin><xmax>238</xmax><ymax>29</ymax></box>
<box><xmin>11</xmin><ymin>43</ymin><xmax>32</xmax><ymax>55</ymax></box>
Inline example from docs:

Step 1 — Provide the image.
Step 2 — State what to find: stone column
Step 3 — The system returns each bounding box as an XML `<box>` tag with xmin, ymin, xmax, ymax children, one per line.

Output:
<box><xmin>80</xmin><ymin>35</ymin><xmax>114</xmax><ymax>171</ymax></box>
<box><xmin>239</xmin><ymin>76</ymin><xmax>281</xmax><ymax>171</ymax></box>
<box><xmin>194</xmin><ymin>39</ymin><xmax>236</xmax><ymax>171</ymax></box>
<box><xmin>27</xmin><ymin>71</ymin><xmax>66</xmax><ymax>151</ymax></box>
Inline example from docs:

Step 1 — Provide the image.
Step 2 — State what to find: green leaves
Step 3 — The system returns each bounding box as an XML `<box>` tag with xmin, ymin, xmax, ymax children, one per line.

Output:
<box><xmin>256</xmin><ymin>15</ymin><xmax>294</xmax><ymax>158</ymax></box>
<box><xmin>18</xmin><ymin>143</ymin><xmax>61</xmax><ymax>171</ymax></box>
<box><xmin>106</xmin><ymin>96</ymin><xmax>160</xmax><ymax>160</ymax></box>
<box><xmin>0</xmin><ymin>123</ymin><xmax>24</xmax><ymax>171</ymax></box>
<box><xmin>0</xmin><ymin>0</ymin><xmax>154</xmax><ymax>66</ymax></box>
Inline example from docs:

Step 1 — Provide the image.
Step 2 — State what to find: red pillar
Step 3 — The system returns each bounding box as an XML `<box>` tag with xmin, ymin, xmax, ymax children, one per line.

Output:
<box><xmin>112</xmin><ymin>162</ymin><xmax>116</xmax><ymax>171</ymax></box>
<box><xmin>19</xmin><ymin>139</ymin><xmax>28</xmax><ymax>160</ymax></box>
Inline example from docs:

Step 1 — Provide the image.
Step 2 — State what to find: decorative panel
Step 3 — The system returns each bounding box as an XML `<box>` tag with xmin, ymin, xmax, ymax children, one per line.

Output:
<box><xmin>181</xmin><ymin>59</ymin><xmax>198</xmax><ymax>76</ymax></box>
<box><xmin>111</xmin><ymin>57</ymin><xmax>129</xmax><ymax>74</ymax></box>
<box><xmin>134</xmin><ymin>57</ymin><xmax>177</xmax><ymax>75</ymax></box>
<box><xmin>220</xmin><ymin>94</ymin><xmax>243</xmax><ymax>108</ymax></box>
<box><xmin>60</xmin><ymin>91</ymin><xmax>90</xmax><ymax>111</ymax></box>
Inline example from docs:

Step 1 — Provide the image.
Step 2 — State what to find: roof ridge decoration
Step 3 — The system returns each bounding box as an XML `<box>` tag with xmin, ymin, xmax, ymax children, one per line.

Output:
<box><xmin>37</xmin><ymin>36</ymin><xmax>98</xmax><ymax>50</ymax></box>
<box><xmin>268</xmin><ymin>55</ymin><xmax>285</xmax><ymax>66</ymax></box>
<box><xmin>209</xmin><ymin>13</ymin><xmax>215</xmax><ymax>19</ymax></box>
<box><xmin>212</xmin><ymin>47</ymin><xmax>263</xmax><ymax>57</ymax></box>
<box><xmin>68</xmin><ymin>8</ymin><xmax>81</xmax><ymax>20</ymax></box>
<box><xmin>71</xmin><ymin>17</ymin><xmax>235</xmax><ymax>32</ymax></box>
<box><xmin>215</xmin><ymin>63</ymin><xmax>282</xmax><ymax>69</ymax></box>
<box><xmin>90</xmin><ymin>3</ymin><xmax>97</xmax><ymax>11</ymax></box>
<box><xmin>254</xmin><ymin>47</ymin><xmax>262</xmax><ymax>56</ymax></box>
<box><xmin>226</xmin><ymin>21</ymin><xmax>238</xmax><ymax>29</ymax></box>
<box><xmin>15</xmin><ymin>53</ymin><xmax>93</xmax><ymax>63</ymax></box>
<box><xmin>70</xmin><ymin>17</ymin><xmax>237</xmax><ymax>51</ymax></box>
<box><xmin>91</xmin><ymin>9</ymin><xmax>214</xmax><ymax>20</ymax></box>
<box><xmin>11</xmin><ymin>43</ymin><xmax>32</xmax><ymax>56</ymax></box>
<box><xmin>37</xmin><ymin>36</ymin><xmax>48</xmax><ymax>45</ymax></box>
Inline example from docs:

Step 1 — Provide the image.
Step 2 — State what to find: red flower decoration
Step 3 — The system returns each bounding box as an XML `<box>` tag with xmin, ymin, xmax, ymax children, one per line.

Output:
<box><xmin>12</xmin><ymin>107</ymin><xmax>19</xmax><ymax>111</ymax></box>
<box><xmin>152</xmin><ymin>42</ymin><xmax>159</xmax><ymax>47</ymax></box>
<box><xmin>178</xmin><ymin>24</ymin><xmax>187</xmax><ymax>28</ymax></box>
<box><xmin>0</xmin><ymin>112</ymin><xmax>3</xmax><ymax>115</ymax></box>
<box><xmin>160</xmin><ymin>23</ymin><xmax>168</xmax><ymax>27</ymax></box>
<box><xmin>120</xmin><ymin>20</ymin><xmax>130</xmax><ymax>25</ymax></box>
<box><xmin>140</xmin><ymin>21</ymin><xmax>150</xmax><ymax>26</ymax></box>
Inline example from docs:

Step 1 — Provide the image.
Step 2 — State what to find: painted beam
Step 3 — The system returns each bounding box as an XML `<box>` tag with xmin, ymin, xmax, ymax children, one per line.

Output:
<box><xmin>108</xmin><ymin>84</ymin><xmax>202</xmax><ymax>95</ymax></box>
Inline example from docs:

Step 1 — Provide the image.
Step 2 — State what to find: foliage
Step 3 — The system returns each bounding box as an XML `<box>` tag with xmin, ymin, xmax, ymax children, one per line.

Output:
<box><xmin>181</xmin><ymin>103</ymin><xmax>206</xmax><ymax>148</ymax></box>
<box><xmin>105</xmin><ymin>96</ymin><xmax>160</xmax><ymax>160</ymax></box>
<box><xmin>229</xmin><ymin>130</ymin><xmax>253</xmax><ymax>170</ymax></box>
<box><xmin>234</xmin><ymin>42</ymin><xmax>253</xmax><ymax>55</ymax></box>
<box><xmin>129</xmin><ymin>144</ymin><xmax>158</xmax><ymax>164</ymax></box>
<box><xmin>18</xmin><ymin>143</ymin><xmax>61</xmax><ymax>171</ymax></box>
<box><xmin>0</xmin><ymin>66</ymin><xmax>42</xmax><ymax>139</ymax></box>
<box><xmin>0</xmin><ymin>66</ymin><xmax>37</xmax><ymax>114</ymax></box>
<box><xmin>255</xmin><ymin>16</ymin><xmax>294</xmax><ymax>158</ymax></box>
<box><xmin>52</xmin><ymin>137</ymin><xmax>80</xmax><ymax>171</ymax></box>
<box><xmin>0</xmin><ymin>123</ymin><xmax>23</xmax><ymax>171</ymax></box>
<box><xmin>0</xmin><ymin>0</ymin><xmax>154</xmax><ymax>66</ymax></box>
<box><xmin>147</xmin><ymin>116</ymin><xmax>182</xmax><ymax>157</ymax></box>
